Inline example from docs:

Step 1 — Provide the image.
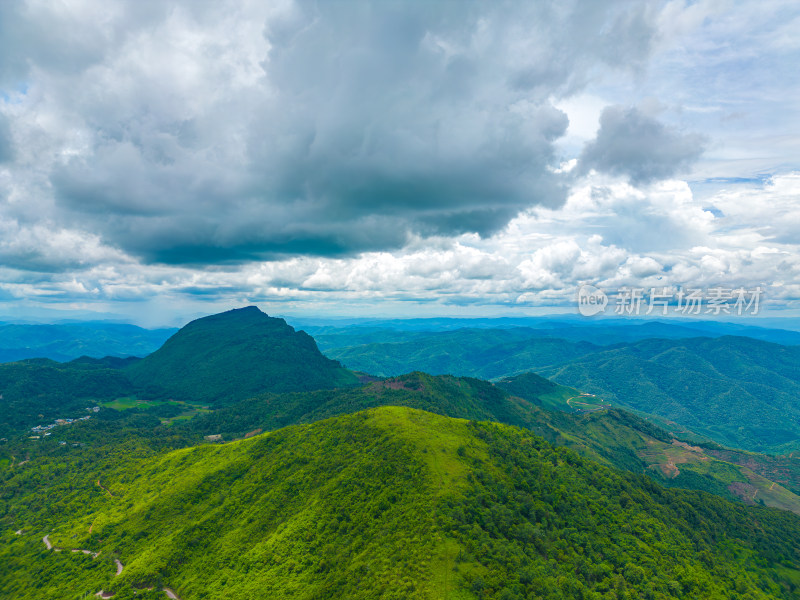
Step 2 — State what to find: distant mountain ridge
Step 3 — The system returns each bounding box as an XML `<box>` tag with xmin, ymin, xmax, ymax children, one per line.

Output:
<box><xmin>303</xmin><ymin>317</ymin><xmax>800</xmax><ymax>349</ymax></box>
<box><xmin>320</xmin><ymin>327</ymin><xmax>800</xmax><ymax>453</ymax></box>
<box><xmin>0</xmin><ymin>322</ymin><xmax>176</xmax><ymax>363</ymax></box>
<box><xmin>324</xmin><ymin>329</ymin><xmax>599</xmax><ymax>379</ymax></box>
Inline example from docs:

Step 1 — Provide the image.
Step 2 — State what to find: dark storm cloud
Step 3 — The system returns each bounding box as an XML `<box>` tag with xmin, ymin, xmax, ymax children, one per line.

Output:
<box><xmin>0</xmin><ymin>3</ymin><xmax>170</xmax><ymax>86</ymax></box>
<box><xmin>578</xmin><ymin>105</ymin><xmax>706</xmax><ymax>183</ymax></box>
<box><xmin>0</xmin><ymin>113</ymin><xmax>13</xmax><ymax>163</ymax></box>
<box><xmin>3</xmin><ymin>0</ymin><xmax>661</xmax><ymax>266</ymax></box>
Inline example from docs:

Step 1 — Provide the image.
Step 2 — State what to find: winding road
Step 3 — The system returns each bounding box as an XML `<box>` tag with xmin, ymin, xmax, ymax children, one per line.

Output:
<box><xmin>96</xmin><ymin>480</ymin><xmax>114</xmax><ymax>497</ymax></box>
<box><xmin>565</xmin><ymin>393</ymin><xmax>607</xmax><ymax>413</ymax></box>
<box><xmin>39</xmin><ymin>531</ymin><xmax>181</xmax><ymax>599</ymax></box>
<box><xmin>42</xmin><ymin>533</ymin><xmax>99</xmax><ymax>558</ymax></box>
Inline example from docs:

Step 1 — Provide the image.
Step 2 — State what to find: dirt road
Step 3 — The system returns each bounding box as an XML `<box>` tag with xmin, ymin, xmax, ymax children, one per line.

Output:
<box><xmin>97</xmin><ymin>480</ymin><xmax>114</xmax><ymax>497</ymax></box>
<box><xmin>565</xmin><ymin>394</ymin><xmax>607</xmax><ymax>412</ymax></box>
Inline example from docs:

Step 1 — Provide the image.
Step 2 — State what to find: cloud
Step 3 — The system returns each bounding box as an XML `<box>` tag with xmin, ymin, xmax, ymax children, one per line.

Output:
<box><xmin>0</xmin><ymin>0</ymin><xmax>664</xmax><ymax>266</ymax></box>
<box><xmin>578</xmin><ymin>105</ymin><xmax>706</xmax><ymax>183</ymax></box>
<box><xmin>5</xmin><ymin>175</ymin><xmax>800</xmax><ymax>321</ymax></box>
<box><xmin>711</xmin><ymin>173</ymin><xmax>800</xmax><ymax>245</ymax></box>
<box><xmin>0</xmin><ymin>1</ymin><xmax>798</xmax><ymax>322</ymax></box>
<box><xmin>0</xmin><ymin>113</ymin><xmax>13</xmax><ymax>163</ymax></box>
<box><xmin>0</xmin><ymin>219</ymin><xmax>129</xmax><ymax>273</ymax></box>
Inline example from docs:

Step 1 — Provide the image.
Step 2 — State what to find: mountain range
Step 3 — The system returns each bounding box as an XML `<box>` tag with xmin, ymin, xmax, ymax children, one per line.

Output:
<box><xmin>0</xmin><ymin>321</ymin><xmax>176</xmax><ymax>363</ymax></box>
<box><xmin>3</xmin><ymin>308</ymin><xmax>800</xmax><ymax>598</ymax></box>
<box><xmin>321</xmin><ymin>328</ymin><xmax>800</xmax><ymax>453</ymax></box>
<box><xmin>539</xmin><ymin>336</ymin><xmax>800</xmax><ymax>453</ymax></box>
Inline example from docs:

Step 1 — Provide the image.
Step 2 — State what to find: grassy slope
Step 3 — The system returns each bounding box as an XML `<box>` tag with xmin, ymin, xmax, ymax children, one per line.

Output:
<box><xmin>4</xmin><ymin>407</ymin><xmax>800</xmax><ymax>599</ymax></box>
<box><xmin>700</xmin><ymin>445</ymin><xmax>800</xmax><ymax>497</ymax></box>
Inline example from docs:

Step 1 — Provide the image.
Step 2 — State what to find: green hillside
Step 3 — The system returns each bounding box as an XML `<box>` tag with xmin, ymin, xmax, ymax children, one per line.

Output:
<box><xmin>182</xmin><ymin>371</ymin><xmax>544</xmax><ymax>439</ymax></box>
<box><xmin>0</xmin><ymin>359</ymin><xmax>133</xmax><ymax>438</ymax></box>
<box><xmin>323</xmin><ymin>329</ymin><xmax>800</xmax><ymax>453</ymax></box>
<box><xmin>125</xmin><ymin>306</ymin><xmax>359</xmax><ymax>404</ymax></box>
<box><xmin>4</xmin><ymin>407</ymin><xmax>800</xmax><ymax>599</ymax></box>
<box><xmin>539</xmin><ymin>336</ymin><xmax>800</xmax><ymax>453</ymax></box>
<box><xmin>493</xmin><ymin>371</ymin><xmax>558</xmax><ymax>400</ymax></box>
<box><xmin>179</xmin><ymin>372</ymin><xmax>800</xmax><ymax>514</ymax></box>
<box><xmin>0</xmin><ymin>308</ymin><xmax>360</xmax><ymax>437</ymax></box>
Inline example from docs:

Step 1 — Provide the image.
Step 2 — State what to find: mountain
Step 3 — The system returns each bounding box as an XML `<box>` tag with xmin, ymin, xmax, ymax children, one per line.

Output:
<box><xmin>324</xmin><ymin>329</ymin><xmax>599</xmax><ymax>379</ymax></box>
<box><xmin>321</xmin><ymin>327</ymin><xmax>800</xmax><ymax>453</ymax></box>
<box><xmin>5</xmin><ymin>407</ymin><xmax>800</xmax><ymax>599</ymax></box>
<box><xmin>0</xmin><ymin>308</ymin><xmax>359</xmax><ymax>437</ymax></box>
<box><xmin>0</xmin><ymin>322</ymin><xmax>176</xmax><ymax>363</ymax></box>
<box><xmin>180</xmin><ymin>371</ymin><xmax>800</xmax><ymax>514</ymax></box>
<box><xmin>7</xmin><ymin>312</ymin><xmax>800</xmax><ymax>454</ymax></box>
<box><xmin>302</xmin><ymin>317</ymin><xmax>800</xmax><ymax>353</ymax></box>
<box><xmin>3</xmin><ymin>309</ymin><xmax>799</xmax><ymax>512</ymax></box>
<box><xmin>125</xmin><ymin>306</ymin><xmax>359</xmax><ymax>404</ymax></box>
<box><xmin>539</xmin><ymin>336</ymin><xmax>800</xmax><ymax>453</ymax></box>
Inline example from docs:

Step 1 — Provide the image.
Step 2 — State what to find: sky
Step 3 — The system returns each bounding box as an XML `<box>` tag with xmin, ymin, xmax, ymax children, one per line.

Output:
<box><xmin>1</xmin><ymin>0</ymin><xmax>799</xmax><ymax>326</ymax></box>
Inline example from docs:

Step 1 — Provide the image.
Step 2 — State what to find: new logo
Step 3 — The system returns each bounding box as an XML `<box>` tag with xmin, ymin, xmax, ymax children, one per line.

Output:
<box><xmin>577</xmin><ymin>284</ymin><xmax>608</xmax><ymax>316</ymax></box>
